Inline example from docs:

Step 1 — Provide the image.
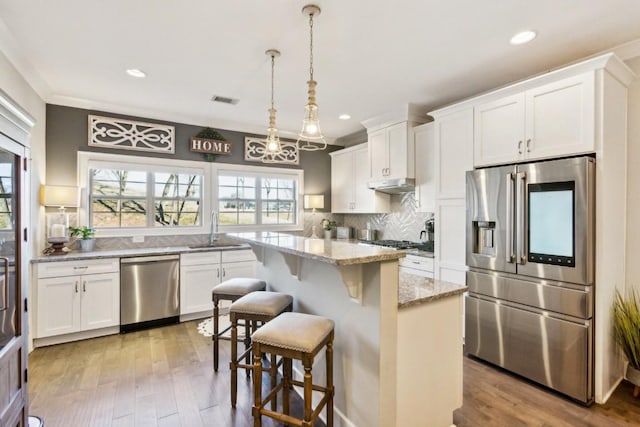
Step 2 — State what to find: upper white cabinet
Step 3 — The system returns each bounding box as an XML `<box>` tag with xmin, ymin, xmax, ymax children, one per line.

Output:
<box><xmin>474</xmin><ymin>68</ymin><xmax>600</xmax><ymax>167</ymax></box>
<box><xmin>434</xmin><ymin>108</ymin><xmax>474</xmax><ymax>200</ymax></box>
<box><xmin>414</xmin><ymin>122</ymin><xmax>435</xmax><ymax>213</ymax></box>
<box><xmin>368</xmin><ymin>121</ymin><xmax>411</xmax><ymax>181</ymax></box>
<box><xmin>330</xmin><ymin>144</ymin><xmax>390</xmax><ymax>213</ymax></box>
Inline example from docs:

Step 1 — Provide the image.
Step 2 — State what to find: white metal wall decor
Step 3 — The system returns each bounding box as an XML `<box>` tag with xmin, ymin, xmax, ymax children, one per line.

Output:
<box><xmin>88</xmin><ymin>115</ymin><xmax>175</xmax><ymax>154</ymax></box>
<box><xmin>244</xmin><ymin>137</ymin><xmax>299</xmax><ymax>165</ymax></box>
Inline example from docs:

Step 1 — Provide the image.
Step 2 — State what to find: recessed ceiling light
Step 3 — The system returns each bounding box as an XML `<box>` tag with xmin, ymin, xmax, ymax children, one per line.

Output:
<box><xmin>339</xmin><ymin>114</ymin><xmax>351</xmax><ymax>120</ymax></box>
<box><xmin>510</xmin><ymin>30</ymin><xmax>537</xmax><ymax>45</ymax></box>
<box><xmin>126</xmin><ymin>68</ymin><xmax>146</xmax><ymax>78</ymax></box>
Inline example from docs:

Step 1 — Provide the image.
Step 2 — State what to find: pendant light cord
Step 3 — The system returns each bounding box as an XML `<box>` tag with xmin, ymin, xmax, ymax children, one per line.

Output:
<box><xmin>270</xmin><ymin>53</ymin><xmax>275</xmax><ymax>110</ymax></box>
<box><xmin>309</xmin><ymin>11</ymin><xmax>314</xmax><ymax>82</ymax></box>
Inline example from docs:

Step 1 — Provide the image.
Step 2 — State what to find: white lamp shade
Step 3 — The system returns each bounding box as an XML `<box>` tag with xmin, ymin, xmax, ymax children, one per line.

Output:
<box><xmin>41</xmin><ymin>185</ymin><xmax>79</xmax><ymax>208</ymax></box>
<box><xmin>304</xmin><ymin>194</ymin><xmax>324</xmax><ymax>210</ymax></box>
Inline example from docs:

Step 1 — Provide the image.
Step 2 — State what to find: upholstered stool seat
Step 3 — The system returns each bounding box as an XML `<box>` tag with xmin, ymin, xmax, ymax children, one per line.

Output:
<box><xmin>229</xmin><ymin>291</ymin><xmax>293</xmax><ymax>408</ymax></box>
<box><xmin>251</xmin><ymin>312</ymin><xmax>335</xmax><ymax>427</ymax></box>
<box><xmin>211</xmin><ymin>278</ymin><xmax>266</xmax><ymax>372</ymax></box>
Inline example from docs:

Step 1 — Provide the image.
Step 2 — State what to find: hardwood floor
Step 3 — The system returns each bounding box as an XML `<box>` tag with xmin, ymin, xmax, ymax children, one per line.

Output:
<box><xmin>29</xmin><ymin>320</ymin><xmax>640</xmax><ymax>426</ymax></box>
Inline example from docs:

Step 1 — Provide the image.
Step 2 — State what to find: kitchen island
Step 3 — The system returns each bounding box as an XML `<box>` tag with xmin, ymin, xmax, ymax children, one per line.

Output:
<box><xmin>227</xmin><ymin>232</ymin><xmax>466</xmax><ymax>427</ymax></box>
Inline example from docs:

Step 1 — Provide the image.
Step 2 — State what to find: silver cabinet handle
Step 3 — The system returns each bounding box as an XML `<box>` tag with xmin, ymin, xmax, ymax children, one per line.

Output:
<box><xmin>73</xmin><ymin>266</ymin><xmax>88</xmax><ymax>270</ymax></box>
<box><xmin>517</xmin><ymin>140</ymin><xmax>523</xmax><ymax>154</ymax></box>
<box><xmin>222</xmin><ymin>268</ymin><xmax>226</xmax><ymax>277</ymax></box>
<box><xmin>83</xmin><ymin>281</ymin><xmax>87</xmax><ymax>292</ymax></box>
<box><xmin>75</xmin><ymin>281</ymin><xmax>79</xmax><ymax>293</ymax></box>
<box><xmin>216</xmin><ymin>268</ymin><xmax>220</xmax><ymax>278</ymax></box>
<box><xmin>526</xmin><ymin>138</ymin><xmax>531</xmax><ymax>152</ymax></box>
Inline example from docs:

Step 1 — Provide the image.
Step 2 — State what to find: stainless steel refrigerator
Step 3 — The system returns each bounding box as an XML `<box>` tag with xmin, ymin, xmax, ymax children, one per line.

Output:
<box><xmin>465</xmin><ymin>156</ymin><xmax>595</xmax><ymax>404</ymax></box>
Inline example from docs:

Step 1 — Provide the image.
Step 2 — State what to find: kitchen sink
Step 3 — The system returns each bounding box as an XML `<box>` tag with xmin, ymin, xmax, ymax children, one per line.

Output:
<box><xmin>188</xmin><ymin>242</ymin><xmax>243</xmax><ymax>249</ymax></box>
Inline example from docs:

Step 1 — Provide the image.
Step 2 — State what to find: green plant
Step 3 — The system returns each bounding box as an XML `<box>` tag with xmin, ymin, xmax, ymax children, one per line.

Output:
<box><xmin>613</xmin><ymin>289</ymin><xmax>640</xmax><ymax>370</ymax></box>
<box><xmin>69</xmin><ymin>226</ymin><xmax>95</xmax><ymax>240</ymax></box>
<box><xmin>321</xmin><ymin>219</ymin><xmax>336</xmax><ymax>230</ymax></box>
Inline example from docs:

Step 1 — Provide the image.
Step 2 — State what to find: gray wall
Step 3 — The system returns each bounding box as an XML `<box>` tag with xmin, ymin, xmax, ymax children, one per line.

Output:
<box><xmin>45</xmin><ymin>104</ymin><xmax>339</xmax><ymax>211</ymax></box>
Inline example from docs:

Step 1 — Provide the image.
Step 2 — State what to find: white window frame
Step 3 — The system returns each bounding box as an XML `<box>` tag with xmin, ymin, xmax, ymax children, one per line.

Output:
<box><xmin>77</xmin><ymin>151</ymin><xmax>211</xmax><ymax>237</ymax></box>
<box><xmin>212</xmin><ymin>163</ymin><xmax>304</xmax><ymax>233</ymax></box>
<box><xmin>77</xmin><ymin>152</ymin><xmax>304</xmax><ymax>237</ymax></box>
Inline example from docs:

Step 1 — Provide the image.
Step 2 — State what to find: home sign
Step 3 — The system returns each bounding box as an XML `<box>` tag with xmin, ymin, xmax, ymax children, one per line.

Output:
<box><xmin>189</xmin><ymin>137</ymin><xmax>232</xmax><ymax>155</ymax></box>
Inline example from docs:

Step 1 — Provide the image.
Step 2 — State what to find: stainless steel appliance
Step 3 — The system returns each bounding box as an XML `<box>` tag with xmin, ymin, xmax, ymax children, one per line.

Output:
<box><xmin>361</xmin><ymin>239</ymin><xmax>433</xmax><ymax>252</ymax></box>
<box><xmin>120</xmin><ymin>254</ymin><xmax>180</xmax><ymax>332</ymax></box>
<box><xmin>465</xmin><ymin>155</ymin><xmax>595</xmax><ymax>404</ymax></box>
<box><xmin>367</xmin><ymin>177</ymin><xmax>415</xmax><ymax>194</ymax></box>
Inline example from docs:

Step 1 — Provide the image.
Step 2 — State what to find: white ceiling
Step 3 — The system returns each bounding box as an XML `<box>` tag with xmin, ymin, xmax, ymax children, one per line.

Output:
<box><xmin>1</xmin><ymin>1</ymin><xmax>640</xmax><ymax>141</ymax></box>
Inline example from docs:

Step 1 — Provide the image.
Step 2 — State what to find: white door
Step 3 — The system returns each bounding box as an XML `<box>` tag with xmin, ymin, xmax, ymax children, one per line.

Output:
<box><xmin>474</xmin><ymin>93</ymin><xmax>525</xmax><ymax>166</ymax></box>
<box><xmin>368</xmin><ymin>128</ymin><xmax>387</xmax><ymax>180</ymax></box>
<box><xmin>180</xmin><ymin>264</ymin><xmax>220</xmax><ymax>315</ymax></box>
<box><xmin>37</xmin><ymin>276</ymin><xmax>81</xmax><ymax>337</ymax></box>
<box><xmin>331</xmin><ymin>150</ymin><xmax>354</xmax><ymax>213</ymax></box>
<box><xmin>386</xmin><ymin>122</ymin><xmax>409</xmax><ymax>179</ymax></box>
<box><xmin>81</xmin><ymin>272</ymin><xmax>120</xmax><ymax>331</ymax></box>
<box><xmin>525</xmin><ymin>72</ymin><xmax>595</xmax><ymax>160</ymax></box>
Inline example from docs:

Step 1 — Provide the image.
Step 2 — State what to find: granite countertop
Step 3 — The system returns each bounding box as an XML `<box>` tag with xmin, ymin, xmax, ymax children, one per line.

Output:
<box><xmin>398</xmin><ymin>271</ymin><xmax>467</xmax><ymax>308</ymax></box>
<box><xmin>226</xmin><ymin>232</ymin><xmax>406</xmax><ymax>266</ymax></box>
<box><xmin>31</xmin><ymin>242</ymin><xmax>251</xmax><ymax>263</ymax></box>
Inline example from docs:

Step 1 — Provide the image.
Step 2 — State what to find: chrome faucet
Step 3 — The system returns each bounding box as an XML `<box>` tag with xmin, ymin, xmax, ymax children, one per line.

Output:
<box><xmin>209</xmin><ymin>210</ymin><xmax>219</xmax><ymax>245</ymax></box>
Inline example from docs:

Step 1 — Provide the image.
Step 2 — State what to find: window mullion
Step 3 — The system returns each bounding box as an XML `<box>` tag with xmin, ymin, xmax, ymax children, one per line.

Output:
<box><xmin>147</xmin><ymin>172</ymin><xmax>154</xmax><ymax>227</ymax></box>
<box><xmin>256</xmin><ymin>176</ymin><xmax>262</xmax><ymax>225</ymax></box>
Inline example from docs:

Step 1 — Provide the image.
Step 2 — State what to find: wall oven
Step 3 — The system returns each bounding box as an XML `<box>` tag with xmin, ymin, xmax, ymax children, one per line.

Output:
<box><xmin>465</xmin><ymin>156</ymin><xmax>595</xmax><ymax>403</ymax></box>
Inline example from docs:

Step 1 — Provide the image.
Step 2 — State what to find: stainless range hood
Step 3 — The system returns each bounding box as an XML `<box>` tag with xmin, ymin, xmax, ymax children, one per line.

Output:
<box><xmin>367</xmin><ymin>177</ymin><xmax>415</xmax><ymax>194</ymax></box>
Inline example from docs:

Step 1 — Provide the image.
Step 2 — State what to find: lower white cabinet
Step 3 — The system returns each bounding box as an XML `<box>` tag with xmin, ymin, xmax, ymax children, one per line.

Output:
<box><xmin>180</xmin><ymin>249</ymin><xmax>256</xmax><ymax>317</ymax></box>
<box><xmin>36</xmin><ymin>259</ymin><xmax>120</xmax><ymax>339</ymax></box>
<box><xmin>399</xmin><ymin>254</ymin><xmax>434</xmax><ymax>278</ymax></box>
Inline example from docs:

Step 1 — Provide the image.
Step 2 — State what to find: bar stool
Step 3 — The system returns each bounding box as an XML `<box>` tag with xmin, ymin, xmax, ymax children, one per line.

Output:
<box><xmin>251</xmin><ymin>312</ymin><xmax>335</xmax><ymax>427</ymax></box>
<box><xmin>212</xmin><ymin>277</ymin><xmax>266</xmax><ymax>372</ymax></box>
<box><xmin>229</xmin><ymin>291</ymin><xmax>293</xmax><ymax>408</ymax></box>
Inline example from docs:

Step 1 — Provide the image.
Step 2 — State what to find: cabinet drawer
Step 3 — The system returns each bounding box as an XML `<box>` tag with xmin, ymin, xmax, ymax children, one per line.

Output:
<box><xmin>180</xmin><ymin>251</ymin><xmax>222</xmax><ymax>266</ymax></box>
<box><xmin>37</xmin><ymin>258</ymin><xmax>119</xmax><ymax>278</ymax></box>
<box><xmin>399</xmin><ymin>254</ymin><xmax>434</xmax><ymax>273</ymax></box>
<box><xmin>221</xmin><ymin>249</ymin><xmax>256</xmax><ymax>263</ymax></box>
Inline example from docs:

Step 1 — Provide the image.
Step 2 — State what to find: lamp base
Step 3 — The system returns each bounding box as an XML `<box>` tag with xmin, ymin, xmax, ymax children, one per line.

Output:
<box><xmin>311</xmin><ymin>224</ymin><xmax>320</xmax><ymax>239</ymax></box>
<box><xmin>47</xmin><ymin>237</ymin><xmax>69</xmax><ymax>256</ymax></box>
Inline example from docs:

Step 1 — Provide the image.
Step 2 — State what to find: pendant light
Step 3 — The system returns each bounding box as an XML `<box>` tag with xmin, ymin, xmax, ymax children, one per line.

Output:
<box><xmin>296</xmin><ymin>4</ymin><xmax>327</xmax><ymax>151</ymax></box>
<box><xmin>262</xmin><ymin>49</ymin><xmax>284</xmax><ymax>162</ymax></box>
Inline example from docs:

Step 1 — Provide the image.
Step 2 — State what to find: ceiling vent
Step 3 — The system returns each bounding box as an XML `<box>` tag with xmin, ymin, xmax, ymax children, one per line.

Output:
<box><xmin>211</xmin><ymin>95</ymin><xmax>239</xmax><ymax>105</ymax></box>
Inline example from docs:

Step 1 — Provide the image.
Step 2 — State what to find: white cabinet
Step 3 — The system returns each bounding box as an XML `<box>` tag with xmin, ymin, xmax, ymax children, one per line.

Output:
<box><xmin>368</xmin><ymin>121</ymin><xmax>412</xmax><ymax>181</ymax></box>
<box><xmin>414</xmin><ymin>122</ymin><xmax>435</xmax><ymax>213</ymax></box>
<box><xmin>330</xmin><ymin>144</ymin><xmax>390</xmax><ymax>214</ymax></box>
<box><xmin>36</xmin><ymin>258</ymin><xmax>120</xmax><ymax>339</ymax></box>
<box><xmin>474</xmin><ymin>72</ymin><xmax>595</xmax><ymax>167</ymax></box>
<box><xmin>179</xmin><ymin>249</ymin><xmax>256</xmax><ymax>318</ymax></box>
<box><xmin>399</xmin><ymin>254</ymin><xmax>434</xmax><ymax>278</ymax></box>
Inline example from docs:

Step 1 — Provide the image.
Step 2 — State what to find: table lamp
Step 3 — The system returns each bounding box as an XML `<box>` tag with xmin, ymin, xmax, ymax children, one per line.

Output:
<box><xmin>41</xmin><ymin>185</ymin><xmax>79</xmax><ymax>255</ymax></box>
<box><xmin>304</xmin><ymin>194</ymin><xmax>324</xmax><ymax>238</ymax></box>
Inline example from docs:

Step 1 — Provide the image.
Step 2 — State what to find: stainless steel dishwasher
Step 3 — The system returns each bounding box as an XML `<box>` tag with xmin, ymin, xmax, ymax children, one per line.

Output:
<box><xmin>120</xmin><ymin>254</ymin><xmax>180</xmax><ymax>332</ymax></box>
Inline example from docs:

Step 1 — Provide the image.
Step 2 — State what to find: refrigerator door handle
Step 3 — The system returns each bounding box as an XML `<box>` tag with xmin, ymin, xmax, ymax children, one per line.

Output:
<box><xmin>516</xmin><ymin>171</ymin><xmax>527</xmax><ymax>264</ymax></box>
<box><xmin>505</xmin><ymin>173</ymin><xmax>515</xmax><ymax>263</ymax></box>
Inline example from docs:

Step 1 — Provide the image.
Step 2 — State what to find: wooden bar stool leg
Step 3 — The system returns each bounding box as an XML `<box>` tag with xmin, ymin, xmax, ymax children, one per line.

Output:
<box><xmin>230</xmin><ymin>314</ymin><xmax>238</xmax><ymax>408</ymax></box>
<box><xmin>213</xmin><ymin>297</ymin><xmax>220</xmax><ymax>372</ymax></box>
<box><xmin>283</xmin><ymin>357</ymin><xmax>291</xmax><ymax>418</ymax></box>
<box><xmin>327</xmin><ymin>337</ymin><xmax>334</xmax><ymax>427</ymax></box>
<box><xmin>270</xmin><ymin>353</ymin><xmax>278</xmax><ymax>410</ymax></box>
<box><xmin>253</xmin><ymin>343</ymin><xmax>263</xmax><ymax>427</ymax></box>
<box><xmin>303</xmin><ymin>361</ymin><xmax>313</xmax><ymax>425</ymax></box>
<box><xmin>245</xmin><ymin>320</ymin><xmax>252</xmax><ymax>377</ymax></box>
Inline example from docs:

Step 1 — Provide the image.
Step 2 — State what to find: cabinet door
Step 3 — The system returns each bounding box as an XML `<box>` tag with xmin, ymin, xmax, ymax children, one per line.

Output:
<box><xmin>37</xmin><ymin>276</ymin><xmax>81</xmax><ymax>337</ymax></box>
<box><xmin>414</xmin><ymin>123</ymin><xmax>435</xmax><ymax>212</ymax></box>
<box><xmin>368</xmin><ymin>128</ymin><xmax>388</xmax><ymax>180</ymax></box>
<box><xmin>474</xmin><ymin>93</ymin><xmax>525</xmax><ymax>166</ymax></box>
<box><xmin>435</xmin><ymin>199</ymin><xmax>467</xmax><ymax>285</ymax></box>
<box><xmin>331</xmin><ymin>150</ymin><xmax>354</xmax><ymax>213</ymax></box>
<box><xmin>525</xmin><ymin>72</ymin><xmax>595</xmax><ymax>160</ymax></box>
<box><xmin>81</xmin><ymin>272</ymin><xmax>120</xmax><ymax>331</ymax></box>
<box><xmin>180</xmin><ymin>264</ymin><xmax>220</xmax><ymax>315</ymax></box>
<box><xmin>387</xmin><ymin>122</ymin><xmax>410</xmax><ymax>179</ymax></box>
<box><xmin>221</xmin><ymin>260</ymin><xmax>256</xmax><ymax>281</ymax></box>
<box><xmin>435</xmin><ymin>108</ymin><xmax>474</xmax><ymax>199</ymax></box>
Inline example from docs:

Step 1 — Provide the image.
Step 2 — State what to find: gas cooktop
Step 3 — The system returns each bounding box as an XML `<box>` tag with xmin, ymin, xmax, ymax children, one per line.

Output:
<box><xmin>361</xmin><ymin>239</ymin><xmax>434</xmax><ymax>252</ymax></box>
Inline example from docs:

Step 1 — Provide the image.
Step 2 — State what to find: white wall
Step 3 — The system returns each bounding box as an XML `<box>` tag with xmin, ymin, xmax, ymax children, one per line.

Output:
<box><xmin>625</xmin><ymin>56</ymin><xmax>640</xmax><ymax>288</ymax></box>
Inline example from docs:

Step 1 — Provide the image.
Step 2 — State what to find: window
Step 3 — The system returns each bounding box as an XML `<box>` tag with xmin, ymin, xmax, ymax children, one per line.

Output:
<box><xmin>79</xmin><ymin>152</ymin><xmax>207</xmax><ymax>234</ymax></box>
<box><xmin>215</xmin><ymin>165</ymin><xmax>303</xmax><ymax>230</ymax></box>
